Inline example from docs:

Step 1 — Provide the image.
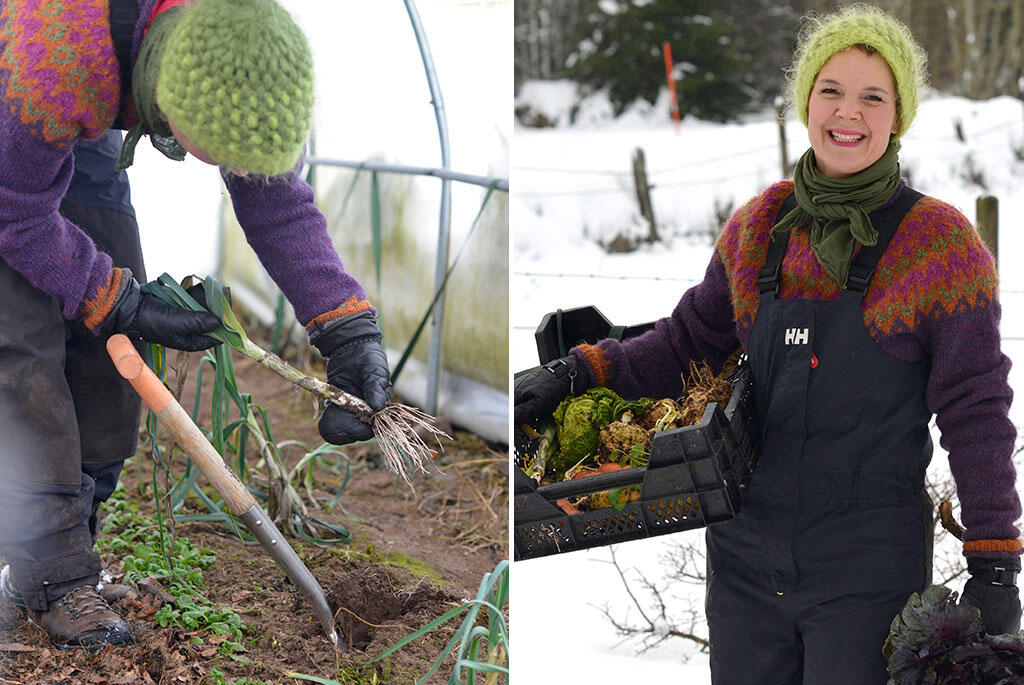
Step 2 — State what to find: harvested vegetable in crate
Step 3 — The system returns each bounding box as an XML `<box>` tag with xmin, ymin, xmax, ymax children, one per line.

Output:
<box><xmin>520</xmin><ymin>353</ymin><xmax>740</xmax><ymax>514</ymax></box>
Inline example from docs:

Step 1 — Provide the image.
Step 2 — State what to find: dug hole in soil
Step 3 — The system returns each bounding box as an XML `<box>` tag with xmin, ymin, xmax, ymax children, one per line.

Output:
<box><xmin>0</xmin><ymin>334</ymin><xmax>508</xmax><ymax>684</ymax></box>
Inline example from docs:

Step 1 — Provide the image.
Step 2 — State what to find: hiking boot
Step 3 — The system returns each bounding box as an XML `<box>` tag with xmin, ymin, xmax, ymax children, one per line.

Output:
<box><xmin>0</xmin><ymin>565</ymin><xmax>131</xmax><ymax>607</ymax></box>
<box><xmin>96</xmin><ymin>568</ymin><xmax>134</xmax><ymax>604</ymax></box>
<box><xmin>26</xmin><ymin>585</ymin><xmax>134</xmax><ymax>650</ymax></box>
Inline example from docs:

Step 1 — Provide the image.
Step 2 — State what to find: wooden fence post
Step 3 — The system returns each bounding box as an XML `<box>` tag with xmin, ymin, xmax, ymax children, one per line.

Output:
<box><xmin>976</xmin><ymin>195</ymin><xmax>998</xmax><ymax>273</ymax></box>
<box><xmin>776</xmin><ymin>97</ymin><xmax>789</xmax><ymax>178</ymax></box>
<box><xmin>632</xmin><ymin>147</ymin><xmax>659</xmax><ymax>242</ymax></box>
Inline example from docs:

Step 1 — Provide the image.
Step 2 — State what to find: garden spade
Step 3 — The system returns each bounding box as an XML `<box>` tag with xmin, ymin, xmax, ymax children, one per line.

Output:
<box><xmin>105</xmin><ymin>334</ymin><xmax>342</xmax><ymax>649</ymax></box>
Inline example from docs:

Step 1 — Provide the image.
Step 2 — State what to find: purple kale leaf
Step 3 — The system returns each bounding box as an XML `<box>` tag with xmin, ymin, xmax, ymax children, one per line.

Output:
<box><xmin>885</xmin><ymin>585</ymin><xmax>982</xmax><ymax>682</ymax></box>
<box><xmin>885</xmin><ymin>585</ymin><xmax>1024</xmax><ymax>684</ymax></box>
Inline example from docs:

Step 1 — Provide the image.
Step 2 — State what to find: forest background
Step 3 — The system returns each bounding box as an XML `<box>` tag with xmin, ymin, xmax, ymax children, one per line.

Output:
<box><xmin>515</xmin><ymin>0</ymin><xmax>1024</xmax><ymax>124</ymax></box>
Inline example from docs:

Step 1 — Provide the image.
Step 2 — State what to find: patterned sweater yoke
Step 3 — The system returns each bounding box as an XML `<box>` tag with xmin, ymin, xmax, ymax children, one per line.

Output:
<box><xmin>0</xmin><ymin>0</ymin><xmax>123</xmax><ymax>145</ymax></box>
<box><xmin>715</xmin><ymin>180</ymin><xmax>999</xmax><ymax>358</ymax></box>
<box><xmin>573</xmin><ymin>179</ymin><xmax>1020</xmax><ymax>559</ymax></box>
<box><xmin>718</xmin><ymin>181</ymin><xmax>1019</xmax><ymax>556</ymax></box>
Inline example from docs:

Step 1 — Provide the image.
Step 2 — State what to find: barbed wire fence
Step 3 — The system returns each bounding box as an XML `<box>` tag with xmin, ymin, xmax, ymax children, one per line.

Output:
<box><xmin>512</xmin><ymin>112</ymin><xmax>1023</xmax><ymax>329</ymax></box>
<box><xmin>513</xmin><ymin>117</ymin><xmax>1021</xmax><ymax>199</ymax></box>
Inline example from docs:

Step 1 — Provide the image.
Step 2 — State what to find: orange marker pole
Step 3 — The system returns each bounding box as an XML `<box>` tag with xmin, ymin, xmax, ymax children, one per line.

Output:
<box><xmin>663</xmin><ymin>41</ymin><xmax>681</xmax><ymax>135</ymax></box>
<box><xmin>105</xmin><ymin>334</ymin><xmax>341</xmax><ymax>648</ymax></box>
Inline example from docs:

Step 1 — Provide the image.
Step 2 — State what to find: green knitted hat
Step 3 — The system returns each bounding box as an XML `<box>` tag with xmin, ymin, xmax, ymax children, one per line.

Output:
<box><xmin>789</xmin><ymin>4</ymin><xmax>928</xmax><ymax>139</ymax></box>
<box><xmin>156</xmin><ymin>0</ymin><xmax>314</xmax><ymax>175</ymax></box>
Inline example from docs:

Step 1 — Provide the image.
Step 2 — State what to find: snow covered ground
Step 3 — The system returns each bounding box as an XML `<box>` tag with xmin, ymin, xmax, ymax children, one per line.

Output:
<box><xmin>511</xmin><ymin>84</ymin><xmax>1024</xmax><ymax>681</ymax></box>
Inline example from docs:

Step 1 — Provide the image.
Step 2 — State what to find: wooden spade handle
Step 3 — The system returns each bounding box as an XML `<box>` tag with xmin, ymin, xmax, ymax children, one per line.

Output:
<box><xmin>107</xmin><ymin>334</ymin><xmax>256</xmax><ymax>516</ymax></box>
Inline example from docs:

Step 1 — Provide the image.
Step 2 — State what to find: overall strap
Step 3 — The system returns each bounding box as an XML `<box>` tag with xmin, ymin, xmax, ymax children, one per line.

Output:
<box><xmin>108</xmin><ymin>0</ymin><xmax>139</xmax><ymax>103</ymax></box>
<box><xmin>846</xmin><ymin>187</ymin><xmax>923</xmax><ymax>291</ymax></box>
<box><xmin>757</xmin><ymin>193</ymin><xmax>798</xmax><ymax>295</ymax></box>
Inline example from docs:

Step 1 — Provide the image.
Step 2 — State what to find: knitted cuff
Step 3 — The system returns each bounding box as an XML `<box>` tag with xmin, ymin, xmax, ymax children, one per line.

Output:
<box><xmin>964</xmin><ymin>538</ymin><xmax>1024</xmax><ymax>559</ymax></box>
<box><xmin>79</xmin><ymin>267</ymin><xmax>130</xmax><ymax>332</ymax></box>
<box><xmin>304</xmin><ymin>296</ymin><xmax>373</xmax><ymax>336</ymax></box>
<box><xmin>571</xmin><ymin>343</ymin><xmax>610</xmax><ymax>388</ymax></box>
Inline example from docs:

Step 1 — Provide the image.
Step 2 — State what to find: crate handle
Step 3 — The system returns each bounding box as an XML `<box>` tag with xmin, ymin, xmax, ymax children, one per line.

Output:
<box><xmin>533</xmin><ymin>468</ymin><xmax>644</xmax><ymax>500</ymax></box>
<box><xmin>556</xmin><ymin>308</ymin><xmax>566</xmax><ymax>357</ymax></box>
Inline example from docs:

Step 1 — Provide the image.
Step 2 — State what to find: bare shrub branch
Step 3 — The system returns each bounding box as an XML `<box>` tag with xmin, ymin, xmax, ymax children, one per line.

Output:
<box><xmin>593</xmin><ymin>545</ymin><xmax>710</xmax><ymax>657</ymax></box>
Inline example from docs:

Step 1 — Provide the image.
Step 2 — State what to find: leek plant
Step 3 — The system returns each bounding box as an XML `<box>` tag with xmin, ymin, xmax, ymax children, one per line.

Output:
<box><xmin>141</xmin><ymin>274</ymin><xmax>448</xmax><ymax>488</ymax></box>
<box><xmin>141</xmin><ymin>303</ymin><xmax>350</xmax><ymax>543</ymax></box>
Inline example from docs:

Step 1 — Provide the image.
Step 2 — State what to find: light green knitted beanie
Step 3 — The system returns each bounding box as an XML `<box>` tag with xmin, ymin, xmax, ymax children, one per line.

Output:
<box><xmin>789</xmin><ymin>4</ymin><xmax>928</xmax><ymax>138</ymax></box>
<box><xmin>156</xmin><ymin>0</ymin><xmax>314</xmax><ymax>175</ymax></box>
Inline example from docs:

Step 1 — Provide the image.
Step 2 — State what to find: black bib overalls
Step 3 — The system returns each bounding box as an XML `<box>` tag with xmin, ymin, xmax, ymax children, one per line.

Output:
<box><xmin>706</xmin><ymin>188</ymin><xmax>934</xmax><ymax>684</ymax></box>
<box><xmin>0</xmin><ymin>131</ymin><xmax>144</xmax><ymax>611</ymax></box>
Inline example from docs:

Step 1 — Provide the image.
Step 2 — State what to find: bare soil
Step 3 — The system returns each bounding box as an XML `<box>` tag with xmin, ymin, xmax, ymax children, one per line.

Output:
<box><xmin>0</xmin><ymin>338</ymin><xmax>508</xmax><ymax>684</ymax></box>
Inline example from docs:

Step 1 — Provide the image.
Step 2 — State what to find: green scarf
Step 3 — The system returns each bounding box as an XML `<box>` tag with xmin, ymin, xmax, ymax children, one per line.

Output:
<box><xmin>771</xmin><ymin>139</ymin><xmax>902</xmax><ymax>289</ymax></box>
<box><xmin>115</xmin><ymin>7</ymin><xmax>188</xmax><ymax>171</ymax></box>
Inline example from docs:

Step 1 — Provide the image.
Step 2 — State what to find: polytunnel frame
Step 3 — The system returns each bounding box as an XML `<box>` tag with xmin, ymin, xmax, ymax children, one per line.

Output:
<box><xmin>303</xmin><ymin>0</ymin><xmax>509</xmax><ymax>418</ymax></box>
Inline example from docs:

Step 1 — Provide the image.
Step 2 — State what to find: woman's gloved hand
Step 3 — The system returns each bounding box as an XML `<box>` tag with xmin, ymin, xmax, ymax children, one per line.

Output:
<box><xmin>310</xmin><ymin>311</ymin><xmax>392</xmax><ymax>444</ymax></box>
<box><xmin>961</xmin><ymin>557</ymin><xmax>1021</xmax><ymax>635</ymax></box>
<box><xmin>104</xmin><ymin>276</ymin><xmax>221</xmax><ymax>351</ymax></box>
<box><xmin>514</xmin><ymin>355</ymin><xmax>590</xmax><ymax>427</ymax></box>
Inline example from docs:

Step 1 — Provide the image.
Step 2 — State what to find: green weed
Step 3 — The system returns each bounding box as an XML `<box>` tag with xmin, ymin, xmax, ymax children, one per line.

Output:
<box><xmin>99</xmin><ymin>484</ymin><xmax>247</xmax><ymax>646</ymax></box>
<box><xmin>206</xmin><ymin>668</ymin><xmax>270</xmax><ymax>685</ymax></box>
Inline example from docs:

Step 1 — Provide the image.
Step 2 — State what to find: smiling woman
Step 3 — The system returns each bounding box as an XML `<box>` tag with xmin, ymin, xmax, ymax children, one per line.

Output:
<box><xmin>806</xmin><ymin>47</ymin><xmax>899</xmax><ymax>178</ymax></box>
<box><xmin>512</xmin><ymin>3</ymin><xmax>1023</xmax><ymax>684</ymax></box>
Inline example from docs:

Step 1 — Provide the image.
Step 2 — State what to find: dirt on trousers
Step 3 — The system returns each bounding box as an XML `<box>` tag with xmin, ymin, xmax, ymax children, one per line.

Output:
<box><xmin>0</xmin><ymin>340</ymin><xmax>509</xmax><ymax>684</ymax></box>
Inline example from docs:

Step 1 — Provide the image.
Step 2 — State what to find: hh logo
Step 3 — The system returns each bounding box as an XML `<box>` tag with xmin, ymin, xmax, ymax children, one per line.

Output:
<box><xmin>785</xmin><ymin>328</ymin><xmax>809</xmax><ymax>345</ymax></box>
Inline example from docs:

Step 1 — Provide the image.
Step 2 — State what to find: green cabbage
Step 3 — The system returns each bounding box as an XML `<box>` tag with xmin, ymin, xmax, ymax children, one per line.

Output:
<box><xmin>548</xmin><ymin>387</ymin><xmax>653</xmax><ymax>473</ymax></box>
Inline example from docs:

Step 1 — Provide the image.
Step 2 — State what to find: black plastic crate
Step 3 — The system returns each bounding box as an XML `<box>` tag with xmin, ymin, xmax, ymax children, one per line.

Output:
<box><xmin>514</xmin><ymin>306</ymin><xmax>759</xmax><ymax>561</ymax></box>
<box><xmin>533</xmin><ymin>306</ymin><xmax>655</xmax><ymax>364</ymax></box>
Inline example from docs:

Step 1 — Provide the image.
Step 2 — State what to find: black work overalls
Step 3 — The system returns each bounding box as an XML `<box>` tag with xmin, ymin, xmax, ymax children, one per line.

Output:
<box><xmin>0</xmin><ymin>131</ymin><xmax>144</xmax><ymax>611</ymax></box>
<box><xmin>706</xmin><ymin>187</ymin><xmax>933</xmax><ymax>684</ymax></box>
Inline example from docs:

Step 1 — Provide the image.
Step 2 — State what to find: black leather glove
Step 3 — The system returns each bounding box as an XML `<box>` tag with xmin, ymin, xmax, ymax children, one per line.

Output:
<box><xmin>310</xmin><ymin>311</ymin><xmax>392</xmax><ymax>445</ymax></box>
<box><xmin>961</xmin><ymin>557</ymin><xmax>1021</xmax><ymax>635</ymax></box>
<box><xmin>514</xmin><ymin>355</ymin><xmax>591</xmax><ymax>427</ymax></box>
<box><xmin>104</xmin><ymin>275</ymin><xmax>221</xmax><ymax>351</ymax></box>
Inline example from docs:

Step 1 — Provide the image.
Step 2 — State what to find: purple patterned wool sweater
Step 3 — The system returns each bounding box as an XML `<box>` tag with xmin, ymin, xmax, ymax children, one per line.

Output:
<box><xmin>572</xmin><ymin>180</ymin><xmax>1021</xmax><ymax>559</ymax></box>
<box><xmin>0</xmin><ymin>0</ymin><xmax>368</xmax><ymax>332</ymax></box>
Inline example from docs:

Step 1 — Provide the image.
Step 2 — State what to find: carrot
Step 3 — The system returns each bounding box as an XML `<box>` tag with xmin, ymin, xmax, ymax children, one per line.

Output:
<box><xmin>557</xmin><ymin>462</ymin><xmax>628</xmax><ymax>515</ymax></box>
<box><xmin>569</xmin><ymin>462</ymin><xmax>626</xmax><ymax>480</ymax></box>
<box><xmin>555</xmin><ymin>499</ymin><xmax>580</xmax><ymax>515</ymax></box>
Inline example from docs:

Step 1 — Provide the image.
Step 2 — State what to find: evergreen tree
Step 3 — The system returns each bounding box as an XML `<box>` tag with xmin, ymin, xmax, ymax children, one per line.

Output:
<box><xmin>569</xmin><ymin>0</ymin><xmax>751</xmax><ymax>122</ymax></box>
